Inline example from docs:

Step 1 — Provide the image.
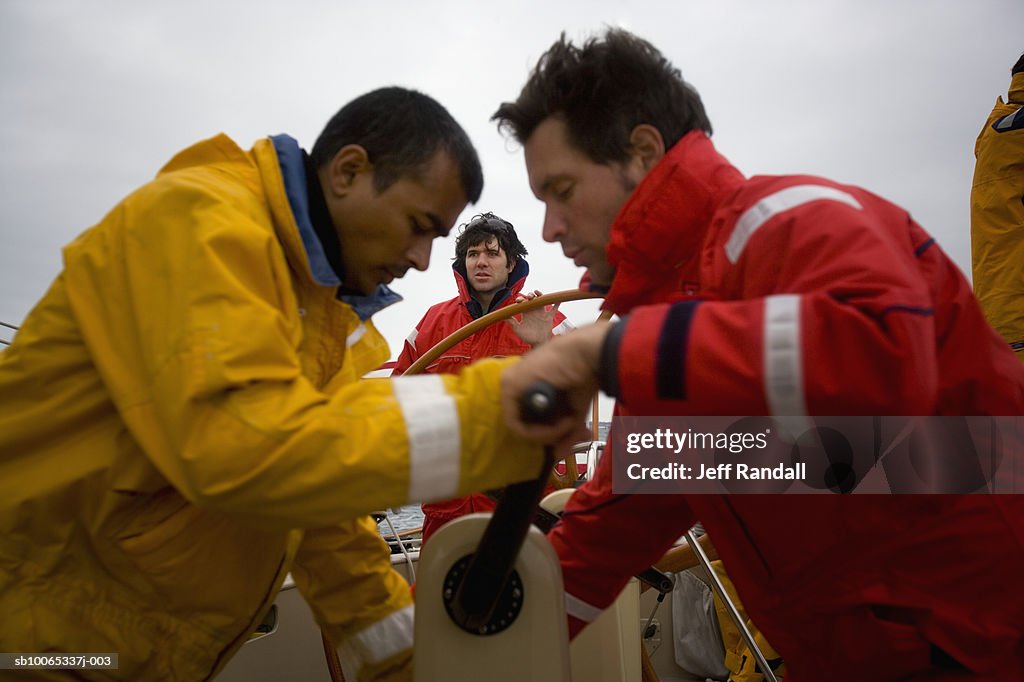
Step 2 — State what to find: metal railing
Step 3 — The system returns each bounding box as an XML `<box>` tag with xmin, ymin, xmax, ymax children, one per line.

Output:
<box><xmin>0</xmin><ymin>320</ymin><xmax>17</xmax><ymax>346</ymax></box>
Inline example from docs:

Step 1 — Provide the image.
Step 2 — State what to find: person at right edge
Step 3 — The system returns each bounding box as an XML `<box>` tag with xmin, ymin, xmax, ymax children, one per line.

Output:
<box><xmin>972</xmin><ymin>53</ymin><xmax>1024</xmax><ymax>363</ymax></box>
<box><xmin>495</xmin><ymin>29</ymin><xmax>1024</xmax><ymax>681</ymax></box>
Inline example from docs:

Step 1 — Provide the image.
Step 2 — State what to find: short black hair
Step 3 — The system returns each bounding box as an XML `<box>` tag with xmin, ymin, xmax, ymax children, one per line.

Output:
<box><xmin>492</xmin><ymin>28</ymin><xmax>711</xmax><ymax>163</ymax></box>
<box><xmin>1013</xmin><ymin>53</ymin><xmax>1024</xmax><ymax>76</ymax></box>
<box><xmin>454</xmin><ymin>212</ymin><xmax>527</xmax><ymax>267</ymax></box>
<box><xmin>312</xmin><ymin>87</ymin><xmax>483</xmax><ymax>202</ymax></box>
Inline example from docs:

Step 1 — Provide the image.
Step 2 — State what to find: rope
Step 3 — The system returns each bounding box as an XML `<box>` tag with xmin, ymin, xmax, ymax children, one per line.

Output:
<box><xmin>1</xmin><ymin>320</ymin><xmax>18</xmax><ymax>345</ymax></box>
<box><xmin>382</xmin><ymin>509</ymin><xmax>416</xmax><ymax>584</ymax></box>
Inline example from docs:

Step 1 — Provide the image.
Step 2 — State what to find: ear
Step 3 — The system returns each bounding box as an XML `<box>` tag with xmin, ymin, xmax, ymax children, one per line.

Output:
<box><xmin>628</xmin><ymin>124</ymin><xmax>666</xmax><ymax>173</ymax></box>
<box><xmin>506</xmin><ymin>256</ymin><xmax>516</xmax><ymax>273</ymax></box>
<box><xmin>322</xmin><ymin>145</ymin><xmax>372</xmax><ymax>197</ymax></box>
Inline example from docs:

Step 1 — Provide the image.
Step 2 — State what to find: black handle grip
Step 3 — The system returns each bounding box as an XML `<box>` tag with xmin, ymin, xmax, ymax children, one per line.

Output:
<box><xmin>446</xmin><ymin>383</ymin><xmax>570</xmax><ymax>633</ymax></box>
<box><xmin>519</xmin><ymin>381</ymin><xmax>571</xmax><ymax>424</ymax></box>
<box><xmin>449</xmin><ymin>449</ymin><xmax>554</xmax><ymax>633</ymax></box>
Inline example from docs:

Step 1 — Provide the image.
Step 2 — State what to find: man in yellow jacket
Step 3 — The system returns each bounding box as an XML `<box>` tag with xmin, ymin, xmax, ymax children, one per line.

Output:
<box><xmin>972</xmin><ymin>53</ymin><xmax>1024</xmax><ymax>362</ymax></box>
<box><xmin>0</xmin><ymin>87</ymin><xmax>546</xmax><ymax>681</ymax></box>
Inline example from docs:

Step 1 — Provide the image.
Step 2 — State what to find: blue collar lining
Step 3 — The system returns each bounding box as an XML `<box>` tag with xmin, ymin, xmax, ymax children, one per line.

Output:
<box><xmin>270</xmin><ymin>134</ymin><xmax>401</xmax><ymax>320</ymax></box>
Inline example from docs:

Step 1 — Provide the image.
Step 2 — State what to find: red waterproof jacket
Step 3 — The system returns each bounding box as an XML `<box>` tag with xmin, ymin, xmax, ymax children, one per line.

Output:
<box><xmin>393</xmin><ymin>260</ymin><xmax>571</xmax><ymax>540</ymax></box>
<box><xmin>550</xmin><ymin>132</ymin><xmax>1024</xmax><ymax>681</ymax></box>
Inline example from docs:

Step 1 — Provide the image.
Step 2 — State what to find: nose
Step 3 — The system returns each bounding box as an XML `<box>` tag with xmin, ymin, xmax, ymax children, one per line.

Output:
<box><xmin>541</xmin><ymin>207</ymin><xmax>566</xmax><ymax>243</ymax></box>
<box><xmin>407</xmin><ymin>236</ymin><xmax>432</xmax><ymax>272</ymax></box>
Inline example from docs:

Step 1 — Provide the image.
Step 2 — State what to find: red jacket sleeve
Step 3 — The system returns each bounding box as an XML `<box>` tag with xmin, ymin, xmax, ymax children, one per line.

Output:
<box><xmin>390</xmin><ymin>340</ymin><xmax>415</xmax><ymax>376</ymax></box>
<box><xmin>551</xmin><ymin>309</ymin><xmax>573</xmax><ymax>336</ymax></box>
<box><xmin>391</xmin><ymin>312</ymin><xmax>432</xmax><ymax>376</ymax></box>
<box><xmin>548</xmin><ymin>440</ymin><xmax>696</xmax><ymax>638</ymax></box>
<box><xmin>609</xmin><ymin>194</ymin><xmax>939</xmax><ymax>417</ymax></box>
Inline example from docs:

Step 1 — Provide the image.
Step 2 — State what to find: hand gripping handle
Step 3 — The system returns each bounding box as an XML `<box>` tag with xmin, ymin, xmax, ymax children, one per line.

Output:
<box><xmin>518</xmin><ymin>381</ymin><xmax>571</xmax><ymax>425</ymax></box>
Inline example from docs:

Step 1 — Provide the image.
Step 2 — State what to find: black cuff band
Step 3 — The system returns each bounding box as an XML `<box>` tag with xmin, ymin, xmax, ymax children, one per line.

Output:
<box><xmin>598</xmin><ymin>318</ymin><xmax>627</xmax><ymax>400</ymax></box>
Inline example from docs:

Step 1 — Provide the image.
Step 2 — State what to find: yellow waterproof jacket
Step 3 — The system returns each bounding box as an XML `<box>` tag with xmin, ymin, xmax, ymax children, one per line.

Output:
<box><xmin>0</xmin><ymin>134</ymin><xmax>544</xmax><ymax>681</ymax></box>
<box><xmin>972</xmin><ymin>70</ymin><xmax>1024</xmax><ymax>361</ymax></box>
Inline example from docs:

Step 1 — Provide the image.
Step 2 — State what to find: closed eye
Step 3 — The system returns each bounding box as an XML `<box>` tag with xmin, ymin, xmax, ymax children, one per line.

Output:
<box><xmin>553</xmin><ymin>183</ymin><xmax>574</xmax><ymax>201</ymax></box>
<box><xmin>410</xmin><ymin>218</ymin><xmax>433</xmax><ymax>236</ymax></box>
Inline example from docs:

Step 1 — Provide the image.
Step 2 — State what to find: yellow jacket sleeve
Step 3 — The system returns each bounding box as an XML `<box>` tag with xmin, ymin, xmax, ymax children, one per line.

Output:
<box><xmin>291</xmin><ymin>519</ymin><xmax>414</xmax><ymax>682</ymax></box>
<box><xmin>60</xmin><ymin>163</ymin><xmax>545</xmax><ymax>530</ymax></box>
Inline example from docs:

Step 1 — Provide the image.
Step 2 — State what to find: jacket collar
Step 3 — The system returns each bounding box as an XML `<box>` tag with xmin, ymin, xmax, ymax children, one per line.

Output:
<box><xmin>1009</xmin><ymin>71</ymin><xmax>1024</xmax><ymax>105</ymax></box>
<box><xmin>453</xmin><ymin>257</ymin><xmax>530</xmax><ymax>319</ymax></box>
<box><xmin>271</xmin><ymin>134</ymin><xmax>401</xmax><ymax>321</ymax></box>
<box><xmin>602</xmin><ymin>131</ymin><xmax>745</xmax><ymax>315</ymax></box>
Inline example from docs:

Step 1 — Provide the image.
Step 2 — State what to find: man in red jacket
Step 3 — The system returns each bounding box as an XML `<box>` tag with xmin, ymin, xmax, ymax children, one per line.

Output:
<box><xmin>393</xmin><ymin>212</ymin><xmax>572</xmax><ymax>541</ymax></box>
<box><xmin>494</xmin><ymin>29</ymin><xmax>1024</xmax><ymax>680</ymax></box>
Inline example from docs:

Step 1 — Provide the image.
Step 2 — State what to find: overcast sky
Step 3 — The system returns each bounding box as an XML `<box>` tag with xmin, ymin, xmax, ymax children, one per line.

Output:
<box><xmin>1</xmin><ymin>0</ymin><xmax>1021</xmax><ymax>359</ymax></box>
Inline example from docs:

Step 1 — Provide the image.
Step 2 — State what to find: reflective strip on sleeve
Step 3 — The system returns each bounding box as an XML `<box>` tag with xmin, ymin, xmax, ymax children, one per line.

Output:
<box><xmin>346</xmin><ymin>323</ymin><xmax>367</xmax><ymax>348</ymax></box>
<box><xmin>392</xmin><ymin>375</ymin><xmax>461</xmax><ymax>502</ymax></box>
<box><xmin>564</xmin><ymin>591</ymin><xmax>604</xmax><ymax>624</ymax></box>
<box><xmin>337</xmin><ymin>604</ymin><xmax>414</xmax><ymax>680</ymax></box>
<box><xmin>725</xmin><ymin>185</ymin><xmax>863</xmax><ymax>264</ymax></box>
<box><xmin>552</xmin><ymin>319</ymin><xmax>575</xmax><ymax>336</ymax></box>
<box><xmin>763</xmin><ymin>294</ymin><xmax>809</xmax><ymax>419</ymax></box>
<box><xmin>994</xmin><ymin>107</ymin><xmax>1023</xmax><ymax>131</ymax></box>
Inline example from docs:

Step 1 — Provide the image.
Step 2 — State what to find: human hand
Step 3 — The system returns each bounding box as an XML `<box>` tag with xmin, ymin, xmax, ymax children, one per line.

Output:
<box><xmin>507</xmin><ymin>290</ymin><xmax>559</xmax><ymax>347</ymax></box>
<box><xmin>500</xmin><ymin>322</ymin><xmax>610</xmax><ymax>445</ymax></box>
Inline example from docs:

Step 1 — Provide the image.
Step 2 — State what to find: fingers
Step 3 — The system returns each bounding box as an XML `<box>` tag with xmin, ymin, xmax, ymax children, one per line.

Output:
<box><xmin>500</xmin><ymin>332</ymin><xmax>603</xmax><ymax>444</ymax></box>
<box><xmin>514</xmin><ymin>290</ymin><xmax>543</xmax><ymax>304</ymax></box>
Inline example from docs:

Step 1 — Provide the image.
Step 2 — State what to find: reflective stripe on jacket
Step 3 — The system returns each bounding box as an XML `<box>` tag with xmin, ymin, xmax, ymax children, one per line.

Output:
<box><xmin>0</xmin><ymin>133</ymin><xmax>543</xmax><ymax>680</ymax></box>
<box><xmin>551</xmin><ymin>131</ymin><xmax>1024</xmax><ymax>680</ymax></box>
<box><xmin>972</xmin><ymin>71</ymin><xmax>1024</xmax><ymax>360</ymax></box>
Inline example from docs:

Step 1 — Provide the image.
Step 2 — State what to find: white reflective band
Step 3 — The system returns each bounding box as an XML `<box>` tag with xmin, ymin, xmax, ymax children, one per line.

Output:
<box><xmin>995</xmin><ymin>107</ymin><xmax>1022</xmax><ymax>130</ymax></box>
<box><xmin>346</xmin><ymin>323</ymin><xmax>367</xmax><ymax>348</ymax></box>
<box><xmin>552</xmin><ymin>319</ymin><xmax>575</xmax><ymax>336</ymax></box>
<box><xmin>405</xmin><ymin>328</ymin><xmax>418</xmax><ymax>352</ymax></box>
<box><xmin>337</xmin><ymin>604</ymin><xmax>414</xmax><ymax>680</ymax></box>
<box><xmin>392</xmin><ymin>375</ymin><xmax>461</xmax><ymax>502</ymax></box>
<box><xmin>726</xmin><ymin>185</ymin><xmax>863</xmax><ymax>264</ymax></box>
<box><xmin>564</xmin><ymin>591</ymin><xmax>603</xmax><ymax>623</ymax></box>
<box><xmin>763</xmin><ymin>294</ymin><xmax>809</xmax><ymax>421</ymax></box>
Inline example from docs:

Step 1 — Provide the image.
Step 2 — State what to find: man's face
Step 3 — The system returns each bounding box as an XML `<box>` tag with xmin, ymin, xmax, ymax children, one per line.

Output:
<box><xmin>324</xmin><ymin>149</ymin><xmax>468</xmax><ymax>295</ymax></box>
<box><xmin>465</xmin><ymin>237</ymin><xmax>513</xmax><ymax>296</ymax></box>
<box><xmin>524</xmin><ymin>117</ymin><xmax>644</xmax><ymax>286</ymax></box>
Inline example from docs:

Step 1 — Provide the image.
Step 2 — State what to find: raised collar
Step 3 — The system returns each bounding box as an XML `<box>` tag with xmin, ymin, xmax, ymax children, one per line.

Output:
<box><xmin>1009</xmin><ymin>71</ymin><xmax>1024</xmax><ymax>105</ymax></box>
<box><xmin>602</xmin><ymin>131</ymin><xmax>745</xmax><ymax>314</ymax></box>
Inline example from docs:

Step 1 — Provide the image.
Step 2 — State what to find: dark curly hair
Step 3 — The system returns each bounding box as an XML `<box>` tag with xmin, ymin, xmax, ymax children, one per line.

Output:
<box><xmin>453</xmin><ymin>212</ymin><xmax>527</xmax><ymax>267</ymax></box>
<box><xmin>492</xmin><ymin>28</ymin><xmax>711</xmax><ymax>163</ymax></box>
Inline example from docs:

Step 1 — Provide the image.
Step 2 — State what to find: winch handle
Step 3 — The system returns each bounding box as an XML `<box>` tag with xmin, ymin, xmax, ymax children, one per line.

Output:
<box><xmin>447</xmin><ymin>382</ymin><xmax>566</xmax><ymax>632</ymax></box>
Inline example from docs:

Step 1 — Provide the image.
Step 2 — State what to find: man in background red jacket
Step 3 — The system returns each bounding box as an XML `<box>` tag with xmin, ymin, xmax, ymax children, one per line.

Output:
<box><xmin>393</xmin><ymin>212</ymin><xmax>572</xmax><ymax>541</ymax></box>
<box><xmin>495</xmin><ymin>29</ymin><xmax>1024</xmax><ymax>681</ymax></box>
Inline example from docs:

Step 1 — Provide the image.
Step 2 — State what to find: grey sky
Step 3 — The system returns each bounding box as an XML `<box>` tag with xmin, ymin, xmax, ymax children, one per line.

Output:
<box><xmin>1</xmin><ymin>0</ymin><xmax>1021</xmax><ymax>357</ymax></box>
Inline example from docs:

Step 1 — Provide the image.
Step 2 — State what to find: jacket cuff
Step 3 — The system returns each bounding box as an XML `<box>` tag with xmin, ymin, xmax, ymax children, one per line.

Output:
<box><xmin>598</xmin><ymin>319</ymin><xmax>627</xmax><ymax>399</ymax></box>
<box><xmin>616</xmin><ymin>302</ymin><xmax>701</xmax><ymax>407</ymax></box>
<box><xmin>337</xmin><ymin>604</ymin><xmax>414</xmax><ymax>681</ymax></box>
